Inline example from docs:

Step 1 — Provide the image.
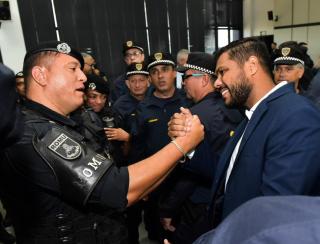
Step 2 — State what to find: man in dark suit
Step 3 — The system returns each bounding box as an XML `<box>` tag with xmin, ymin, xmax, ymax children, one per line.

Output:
<box><xmin>209</xmin><ymin>37</ymin><xmax>320</xmax><ymax>227</ymax></box>
<box><xmin>168</xmin><ymin>37</ymin><xmax>320</xmax><ymax>231</ymax></box>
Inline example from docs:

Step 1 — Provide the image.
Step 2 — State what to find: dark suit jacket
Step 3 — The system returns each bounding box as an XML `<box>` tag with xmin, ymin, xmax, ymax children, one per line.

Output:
<box><xmin>195</xmin><ymin>196</ymin><xmax>320</xmax><ymax>244</ymax></box>
<box><xmin>210</xmin><ymin>83</ymin><xmax>320</xmax><ymax>224</ymax></box>
<box><xmin>0</xmin><ymin>64</ymin><xmax>21</xmax><ymax>148</ymax></box>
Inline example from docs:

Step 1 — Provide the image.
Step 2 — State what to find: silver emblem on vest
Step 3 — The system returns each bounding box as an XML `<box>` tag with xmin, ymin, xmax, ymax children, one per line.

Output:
<box><xmin>48</xmin><ymin>133</ymin><xmax>82</xmax><ymax>160</ymax></box>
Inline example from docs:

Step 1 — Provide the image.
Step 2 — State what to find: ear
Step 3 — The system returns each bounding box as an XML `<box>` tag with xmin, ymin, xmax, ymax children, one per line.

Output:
<box><xmin>201</xmin><ymin>75</ymin><xmax>210</xmax><ymax>87</ymax></box>
<box><xmin>31</xmin><ymin>66</ymin><xmax>47</xmax><ymax>86</ymax></box>
<box><xmin>125</xmin><ymin>79</ymin><xmax>130</xmax><ymax>88</ymax></box>
<box><xmin>247</xmin><ymin>56</ymin><xmax>258</xmax><ymax>76</ymax></box>
<box><xmin>149</xmin><ymin>76</ymin><xmax>154</xmax><ymax>85</ymax></box>
<box><xmin>173</xmin><ymin>69</ymin><xmax>177</xmax><ymax>79</ymax></box>
<box><xmin>297</xmin><ymin>67</ymin><xmax>305</xmax><ymax>79</ymax></box>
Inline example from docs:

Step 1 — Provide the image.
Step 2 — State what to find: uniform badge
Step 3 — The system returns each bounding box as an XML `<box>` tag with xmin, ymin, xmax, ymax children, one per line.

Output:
<box><xmin>126</xmin><ymin>41</ymin><xmax>133</xmax><ymax>47</ymax></box>
<box><xmin>57</xmin><ymin>43</ymin><xmax>71</xmax><ymax>54</ymax></box>
<box><xmin>281</xmin><ymin>47</ymin><xmax>291</xmax><ymax>57</ymax></box>
<box><xmin>154</xmin><ymin>52</ymin><xmax>163</xmax><ymax>61</ymax></box>
<box><xmin>88</xmin><ymin>82</ymin><xmax>96</xmax><ymax>90</ymax></box>
<box><xmin>48</xmin><ymin>133</ymin><xmax>82</xmax><ymax>160</ymax></box>
<box><xmin>148</xmin><ymin>118</ymin><xmax>158</xmax><ymax>123</ymax></box>
<box><xmin>135</xmin><ymin>63</ymin><xmax>143</xmax><ymax>71</ymax></box>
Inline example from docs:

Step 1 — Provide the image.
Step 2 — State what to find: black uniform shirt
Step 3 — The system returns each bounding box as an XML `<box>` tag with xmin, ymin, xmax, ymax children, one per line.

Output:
<box><xmin>113</xmin><ymin>93</ymin><xmax>140</xmax><ymax>133</ymax></box>
<box><xmin>0</xmin><ymin>100</ymin><xmax>129</xmax><ymax>230</ymax></box>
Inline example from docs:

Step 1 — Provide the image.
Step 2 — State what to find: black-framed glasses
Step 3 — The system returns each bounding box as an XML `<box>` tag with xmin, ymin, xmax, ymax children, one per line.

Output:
<box><xmin>85</xmin><ymin>63</ymin><xmax>96</xmax><ymax>69</ymax></box>
<box><xmin>124</xmin><ymin>51</ymin><xmax>142</xmax><ymax>59</ymax></box>
<box><xmin>182</xmin><ymin>73</ymin><xmax>205</xmax><ymax>81</ymax></box>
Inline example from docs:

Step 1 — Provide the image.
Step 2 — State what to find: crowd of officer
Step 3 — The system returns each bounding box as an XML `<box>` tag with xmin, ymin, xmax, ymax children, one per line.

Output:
<box><xmin>1</xmin><ymin>37</ymin><xmax>320</xmax><ymax>244</ymax></box>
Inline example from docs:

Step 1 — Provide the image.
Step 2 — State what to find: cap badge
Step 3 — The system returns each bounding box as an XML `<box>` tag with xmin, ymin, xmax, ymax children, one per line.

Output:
<box><xmin>126</xmin><ymin>41</ymin><xmax>133</xmax><ymax>47</ymax></box>
<box><xmin>57</xmin><ymin>43</ymin><xmax>71</xmax><ymax>54</ymax></box>
<box><xmin>88</xmin><ymin>83</ymin><xmax>96</xmax><ymax>90</ymax></box>
<box><xmin>135</xmin><ymin>63</ymin><xmax>143</xmax><ymax>71</ymax></box>
<box><xmin>154</xmin><ymin>52</ymin><xmax>163</xmax><ymax>61</ymax></box>
<box><xmin>281</xmin><ymin>47</ymin><xmax>291</xmax><ymax>57</ymax></box>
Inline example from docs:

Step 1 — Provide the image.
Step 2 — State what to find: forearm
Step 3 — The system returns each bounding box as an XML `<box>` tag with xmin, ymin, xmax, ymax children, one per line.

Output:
<box><xmin>139</xmin><ymin>168</ymin><xmax>174</xmax><ymax>200</ymax></box>
<box><xmin>127</xmin><ymin>140</ymin><xmax>185</xmax><ymax>205</ymax></box>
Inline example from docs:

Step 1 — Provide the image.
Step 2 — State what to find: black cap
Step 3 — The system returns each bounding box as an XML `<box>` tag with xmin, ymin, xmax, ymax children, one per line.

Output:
<box><xmin>24</xmin><ymin>41</ymin><xmax>84</xmax><ymax>69</ymax></box>
<box><xmin>147</xmin><ymin>52</ymin><xmax>175</xmax><ymax>70</ymax></box>
<box><xmin>85</xmin><ymin>74</ymin><xmax>109</xmax><ymax>95</ymax></box>
<box><xmin>122</xmin><ymin>40</ymin><xmax>144</xmax><ymax>54</ymax></box>
<box><xmin>126</xmin><ymin>62</ymin><xmax>149</xmax><ymax>78</ymax></box>
<box><xmin>176</xmin><ymin>52</ymin><xmax>216</xmax><ymax>75</ymax></box>
<box><xmin>274</xmin><ymin>46</ymin><xmax>305</xmax><ymax>66</ymax></box>
<box><xmin>15</xmin><ymin>71</ymin><xmax>24</xmax><ymax>78</ymax></box>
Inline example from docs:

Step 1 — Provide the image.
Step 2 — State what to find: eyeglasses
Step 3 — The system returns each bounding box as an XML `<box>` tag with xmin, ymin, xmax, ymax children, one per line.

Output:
<box><xmin>274</xmin><ymin>65</ymin><xmax>302</xmax><ymax>73</ymax></box>
<box><xmin>125</xmin><ymin>51</ymin><xmax>142</xmax><ymax>59</ymax></box>
<box><xmin>85</xmin><ymin>63</ymin><xmax>96</xmax><ymax>69</ymax></box>
<box><xmin>182</xmin><ymin>73</ymin><xmax>205</xmax><ymax>81</ymax></box>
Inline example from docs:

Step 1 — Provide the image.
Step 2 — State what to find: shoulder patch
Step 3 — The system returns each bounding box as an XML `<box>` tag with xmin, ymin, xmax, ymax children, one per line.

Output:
<box><xmin>48</xmin><ymin>133</ymin><xmax>82</xmax><ymax>160</ymax></box>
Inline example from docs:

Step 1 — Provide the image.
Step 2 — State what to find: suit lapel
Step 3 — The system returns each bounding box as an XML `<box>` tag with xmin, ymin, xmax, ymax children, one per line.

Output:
<box><xmin>235</xmin><ymin>102</ymin><xmax>268</xmax><ymax>158</ymax></box>
<box><xmin>235</xmin><ymin>83</ymin><xmax>294</xmax><ymax>162</ymax></box>
<box><xmin>213</xmin><ymin>119</ymin><xmax>248</xmax><ymax>189</ymax></box>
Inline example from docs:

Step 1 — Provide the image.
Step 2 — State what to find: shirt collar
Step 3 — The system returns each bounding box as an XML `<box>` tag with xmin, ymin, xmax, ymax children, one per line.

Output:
<box><xmin>24</xmin><ymin>99</ymin><xmax>77</xmax><ymax>127</ymax></box>
<box><xmin>245</xmin><ymin>81</ymin><xmax>288</xmax><ymax>120</ymax></box>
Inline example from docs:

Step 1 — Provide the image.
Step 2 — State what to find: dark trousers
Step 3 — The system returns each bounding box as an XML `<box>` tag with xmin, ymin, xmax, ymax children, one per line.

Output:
<box><xmin>172</xmin><ymin>200</ymin><xmax>210</xmax><ymax>244</ymax></box>
<box><xmin>126</xmin><ymin>201</ymin><xmax>143</xmax><ymax>244</ymax></box>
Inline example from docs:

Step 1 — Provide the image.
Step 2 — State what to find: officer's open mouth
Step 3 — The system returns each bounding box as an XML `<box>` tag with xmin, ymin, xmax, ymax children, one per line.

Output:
<box><xmin>76</xmin><ymin>88</ymin><xmax>85</xmax><ymax>93</ymax></box>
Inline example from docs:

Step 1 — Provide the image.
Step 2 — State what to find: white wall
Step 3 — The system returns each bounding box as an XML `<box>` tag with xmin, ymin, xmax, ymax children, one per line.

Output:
<box><xmin>244</xmin><ymin>0</ymin><xmax>320</xmax><ymax>63</ymax></box>
<box><xmin>243</xmin><ymin>0</ymin><xmax>275</xmax><ymax>37</ymax></box>
<box><xmin>0</xmin><ymin>0</ymin><xmax>26</xmax><ymax>73</ymax></box>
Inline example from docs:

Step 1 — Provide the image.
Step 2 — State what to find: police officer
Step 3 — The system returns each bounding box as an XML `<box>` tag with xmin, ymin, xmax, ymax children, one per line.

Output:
<box><xmin>107</xmin><ymin>62</ymin><xmax>150</xmax><ymax>244</ymax></box>
<box><xmin>73</xmin><ymin>74</ymin><xmax>116</xmax><ymax>160</ymax></box>
<box><xmin>273</xmin><ymin>43</ymin><xmax>306</xmax><ymax>94</ymax></box>
<box><xmin>15</xmin><ymin>71</ymin><xmax>26</xmax><ymax>99</ymax></box>
<box><xmin>160</xmin><ymin>52</ymin><xmax>243</xmax><ymax>243</ymax></box>
<box><xmin>132</xmin><ymin>52</ymin><xmax>191</xmax><ymax>241</ymax></box>
<box><xmin>110</xmin><ymin>40</ymin><xmax>145</xmax><ymax>104</ymax></box>
<box><xmin>0</xmin><ymin>41</ymin><xmax>203</xmax><ymax>244</ymax></box>
<box><xmin>107</xmin><ymin>62</ymin><xmax>150</xmax><ymax>164</ymax></box>
<box><xmin>0</xmin><ymin>63</ymin><xmax>19</xmax><ymax>244</ymax></box>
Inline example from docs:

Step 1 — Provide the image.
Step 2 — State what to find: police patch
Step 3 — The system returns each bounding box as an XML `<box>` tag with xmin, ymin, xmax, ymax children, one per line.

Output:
<box><xmin>48</xmin><ymin>133</ymin><xmax>82</xmax><ymax>160</ymax></box>
<box><xmin>154</xmin><ymin>52</ymin><xmax>163</xmax><ymax>61</ymax></box>
<box><xmin>88</xmin><ymin>82</ymin><xmax>96</xmax><ymax>90</ymax></box>
<box><xmin>281</xmin><ymin>47</ymin><xmax>291</xmax><ymax>57</ymax></box>
<box><xmin>126</xmin><ymin>41</ymin><xmax>133</xmax><ymax>47</ymax></box>
<box><xmin>136</xmin><ymin>63</ymin><xmax>143</xmax><ymax>70</ymax></box>
<box><xmin>57</xmin><ymin>43</ymin><xmax>71</xmax><ymax>54</ymax></box>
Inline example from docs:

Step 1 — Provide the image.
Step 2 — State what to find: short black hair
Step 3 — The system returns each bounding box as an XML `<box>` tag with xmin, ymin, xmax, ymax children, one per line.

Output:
<box><xmin>22</xmin><ymin>51</ymin><xmax>59</xmax><ymax>90</ymax></box>
<box><xmin>216</xmin><ymin>37</ymin><xmax>272</xmax><ymax>77</ymax></box>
